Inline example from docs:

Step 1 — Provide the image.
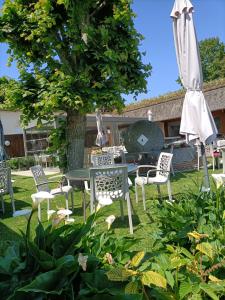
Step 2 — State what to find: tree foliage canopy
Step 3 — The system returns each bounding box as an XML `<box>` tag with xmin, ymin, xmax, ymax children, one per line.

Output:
<box><xmin>176</xmin><ymin>37</ymin><xmax>225</xmax><ymax>87</ymax></box>
<box><xmin>0</xmin><ymin>0</ymin><xmax>151</xmax><ymax>125</ymax></box>
<box><xmin>199</xmin><ymin>37</ymin><xmax>225</xmax><ymax>82</ymax></box>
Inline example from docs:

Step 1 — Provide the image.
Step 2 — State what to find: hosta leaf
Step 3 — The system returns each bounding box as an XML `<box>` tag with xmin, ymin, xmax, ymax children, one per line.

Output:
<box><xmin>187</xmin><ymin>231</ymin><xmax>209</xmax><ymax>240</ymax></box>
<box><xmin>125</xmin><ymin>281</ymin><xmax>139</xmax><ymax>294</ymax></box>
<box><xmin>200</xmin><ymin>283</ymin><xmax>219</xmax><ymax>300</ymax></box>
<box><xmin>179</xmin><ymin>281</ymin><xmax>192</xmax><ymax>299</ymax></box>
<box><xmin>196</xmin><ymin>242</ymin><xmax>213</xmax><ymax>259</ymax></box>
<box><xmin>130</xmin><ymin>251</ymin><xmax>145</xmax><ymax>267</ymax></box>
<box><xmin>106</xmin><ymin>268</ymin><xmax>137</xmax><ymax>282</ymax></box>
<box><xmin>141</xmin><ymin>271</ymin><xmax>167</xmax><ymax>289</ymax></box>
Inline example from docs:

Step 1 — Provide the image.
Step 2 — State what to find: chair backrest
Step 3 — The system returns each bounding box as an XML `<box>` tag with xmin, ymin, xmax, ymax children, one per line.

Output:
<box><xmin>156</xmin><ymin>152</ymin><xmax>173</xmax><ymax>178</ymax></box>
<box><xmin>91</xmin><ymin>153</ymin><xmax>114</xmax><ymax>167</ymax></box>
<box><xmin>0</xmin><ymin>167</ymin><xmax>12</xmax><ymax>195</ymax></box>
<box><xmin>30</xmin><ymin>165</ymin><xmax>50</xmax><ymax>192</ymax></box>
<box><xmin>90</xmin><ymin>165</ymin><xmax>128</xmax><ymax>201</ymax></box>
<box><xmin>0</xmin><ymin>161</ymin><xmax>8</xmax><ymax>169</ymax></box>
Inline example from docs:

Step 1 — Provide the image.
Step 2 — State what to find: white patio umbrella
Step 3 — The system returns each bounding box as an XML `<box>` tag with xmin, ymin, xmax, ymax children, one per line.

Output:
<box><xmin>95</xmin><ymin>109</ymin><xmax>108</xmax><ymax>147</ymax></box>
<box><xmin>171</xmin><ymin>0</ymin><xmax>218</xmax><ymax>189</ymax></box>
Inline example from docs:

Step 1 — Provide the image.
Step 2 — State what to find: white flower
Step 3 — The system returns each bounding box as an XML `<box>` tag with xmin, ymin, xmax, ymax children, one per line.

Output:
<box><xmin>65</xmin><ymin>218</ymin><xmax>75</xmax><ymax>224</ymax></box>
<box><xmin>31</xmin><ymin>191</ymin><xmax>54</xmax><ymax>210</ymax></box>
<box><xmin>105</xmin><ymin>215</ymin><xmax>116</xmax><ymax>230</ymax></box>
<box><xmin>51</xmin><ymin>214</ymin><xmax>65</xmax><ymax>228</ymax></box>
<box><xmin>47</xmin><ymin>210</ymin><xmax>56</xmax><ymax>220</ymax></box>
<box><xmin>78</xmin><ymin>253</ymin><xmax>88</xmax><ymax>271</ymax></box>
<box><xmin>57</xmin><ymin>209</ymin><xmax>73</xmax><ymax>216</ymax></box>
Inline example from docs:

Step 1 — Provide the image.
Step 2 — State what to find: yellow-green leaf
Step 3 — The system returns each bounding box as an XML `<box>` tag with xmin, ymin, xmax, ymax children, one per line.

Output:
<box><xmin>125</xmin><ymin>281</ymin><xmax>139</xmax><ymax>294</ymax></box>
<box><xmin>223</xmin><ymin>210</ymin><xmax>225</xmax><ymax>219</ymax></box>
<box><xmin>196</xmin><ymin>242</ymin><xmax>213</xmax><ymax>259</ymax></box>
<box><xmin>130</xmin><ymin>251</ymin><xmax>145</xmax><ymax>267</ymax></box>
<box><xmin>209</xmin><ymin>275</ymin><xmax>221</xmax><ymax>282</ymax></box>
<box><xmin>187</xmin><ymin>231</ymin><xmax>209</xmax><ymax>240</ymax></box>
<box><xmin>106</xmin><ymin>268</ymin><xmax>137</xmax><ymax>282</ymax></box>
<box><xmin>141</xmin><ymin>271</ymin><xmax>167</xmax><ymax>289</ymax></box>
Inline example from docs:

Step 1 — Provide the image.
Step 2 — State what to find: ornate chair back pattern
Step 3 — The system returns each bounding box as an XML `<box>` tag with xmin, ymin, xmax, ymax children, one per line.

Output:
<box><xmin>0</xmin><ymin>167</ymin><xmax>15</xmax><ymax>214</ymax></box>
<box><xmin>30</xmin><ymin>165</ymin><xmax>50</xmax><ymax>192</ymax></box>
<box><xmin>91</xmin><ymin>153</ymin><xmax>114</xmax><ymax>167</ymax></box>
<box><xmin>0</xmin><ymin>161</ymin><xmax>8</xmax><ymax>169</ymax></box>
<box><xmin>0</xmin><ymin>168</ymin><xmax>12</xmax><ymax>195</ymax></box>
<box><xmin>156</xmin><ymin>152</ymin><xmax>173</xmax><ymax>178</ymax></box>
<box><xmin>90</xmin><ymin>166</ymin><xmax>128</xmax><ymax>201</ymax></box>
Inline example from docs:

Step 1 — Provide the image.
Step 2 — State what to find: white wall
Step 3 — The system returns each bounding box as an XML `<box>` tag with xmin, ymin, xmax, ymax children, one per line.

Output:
<box><xmin>0</xmin><ymin>110</ymin><xmax>37</xmax><ymax>135</ymax></box>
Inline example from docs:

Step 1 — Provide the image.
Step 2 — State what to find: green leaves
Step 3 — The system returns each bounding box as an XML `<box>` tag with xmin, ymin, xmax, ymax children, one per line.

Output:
<box><xmin>196</xmin><ymin>242</ymin><xmax>213</xmax><ymax>259</ymax></box>
<box><xmin>141</xmin><ymin>271</ymin><xmax>167</xmax><ymax>289</ymax></box>
<box><xmin>106</xmin><ymin>267</ymin><xmax>137</xmax><ymax>282</ymax></box>
<box><xmin>130</xmin><ymin>251</ymin><xmax>145</xmax><ymax>268</ymax></box>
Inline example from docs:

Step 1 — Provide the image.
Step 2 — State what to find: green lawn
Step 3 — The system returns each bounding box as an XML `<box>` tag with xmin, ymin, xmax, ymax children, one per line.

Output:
<box><xmin>0</xmin><ymin>167</ymin><xmax>222</xmax><ymax>251</ymax></box>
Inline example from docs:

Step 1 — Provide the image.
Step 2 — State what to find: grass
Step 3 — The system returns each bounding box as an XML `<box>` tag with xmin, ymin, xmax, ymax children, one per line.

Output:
<box><xmin>0</xmin><ymin>166</ymin><xmax>223</xmax><ymax>251</ymax></box>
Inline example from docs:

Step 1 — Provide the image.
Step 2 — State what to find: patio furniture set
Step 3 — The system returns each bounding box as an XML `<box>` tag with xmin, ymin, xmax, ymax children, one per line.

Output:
<box><xmin>29</xmin><ymin>151</ymin><xmax>174</xmax><ymax>234</ymax></box>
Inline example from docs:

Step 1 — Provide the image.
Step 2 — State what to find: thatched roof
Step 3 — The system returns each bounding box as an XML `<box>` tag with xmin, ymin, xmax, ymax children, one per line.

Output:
<box><xmin>123</xmin><ymin>78</ymin><xmax>225</xmax><ymax>122</ymax></box>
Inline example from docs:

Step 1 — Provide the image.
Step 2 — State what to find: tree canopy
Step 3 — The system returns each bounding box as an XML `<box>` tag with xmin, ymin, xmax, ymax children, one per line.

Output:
<box><xmin>0</xmin><ymin>0</ymin><xmax>151</xmax><ymax>124</ymax></box>
<box><xmin>199</xmin><ymin>37</ymin><xmax>225</xmax><ymax>82</ymax></box>
<box><xmin>176</xmin><ymin>37</ymin><xmax>225</xmax><ymax>87</ymax></box>
<box><xmin>0</xmin><ymin>0</ymin><xmax>151</xmax><ymax>169</ymax></box>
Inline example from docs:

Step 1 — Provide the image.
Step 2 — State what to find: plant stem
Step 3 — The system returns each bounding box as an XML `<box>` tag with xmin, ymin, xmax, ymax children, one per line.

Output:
<box><xmin>142</xmin><ymin>285</ymin><xmax>150</xmax><ymax>300</ymax></box>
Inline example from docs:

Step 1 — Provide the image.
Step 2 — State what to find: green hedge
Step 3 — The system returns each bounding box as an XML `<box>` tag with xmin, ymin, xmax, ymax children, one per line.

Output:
<box><xmin>8</xmin><ymin>156</ymin><xmax>36</xmax><ymax>170</ymax></box>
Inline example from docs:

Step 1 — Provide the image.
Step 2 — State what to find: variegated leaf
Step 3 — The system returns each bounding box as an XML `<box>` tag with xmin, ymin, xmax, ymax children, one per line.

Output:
<box><xmin>125</xmin><ymin>281</ymin><xmax>139</xmax><ymax>294</ymax></box>
<box><xmin>130</xmin><ymin>251</ymin><xmax>145</xmax><ymax>267</ymax></box>
<box><xmin>196</xmin><ymin>242</ymin><xmax>213</xmax><ymax>259</ymax></box>
<box><xmin>141</xmin><ymin>271</ymin><xmax>167</xmax><ymax>289</ymax></box>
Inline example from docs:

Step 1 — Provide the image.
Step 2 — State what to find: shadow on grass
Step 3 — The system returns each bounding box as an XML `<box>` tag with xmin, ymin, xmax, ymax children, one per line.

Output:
<box><xmin>0</xmin><ymin>222</ymin><xmax>22</xmax><ymax>246</ymax></box>
<box><xmin>0</xmin><ymin>199</ymin><xmax>31</xmax><ymax>219</ymax></box>
<box><xmin>111</xmin><ymin>214</ymin><xmax>140</xmax><ymax>229</ymax></box>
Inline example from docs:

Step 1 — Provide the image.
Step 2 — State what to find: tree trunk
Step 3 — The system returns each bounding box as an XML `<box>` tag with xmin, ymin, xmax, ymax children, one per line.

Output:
<box><xmin>66</xmin><ymin>110</ymin><xmax>86</xmax><ymax>171</ymax></box>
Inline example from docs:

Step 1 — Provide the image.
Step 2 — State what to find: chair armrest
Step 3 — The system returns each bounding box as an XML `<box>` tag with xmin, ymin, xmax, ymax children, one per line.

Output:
<box><xmin>146</xmin><ymin>169</ymin><xmax>170</xmax><ymax>179</ymax></box>
<box><xmin>136</xmin><ymin>164</ymin><xmax>157</xmax><ymax>177</ymax></box>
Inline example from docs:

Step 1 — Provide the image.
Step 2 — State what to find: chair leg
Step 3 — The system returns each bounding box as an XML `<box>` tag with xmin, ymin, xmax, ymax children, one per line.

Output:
<box><xmin>119</xmin><ymin>199</ymin><xmax>124</xmax><ymax>220</ymax></box>
<box><xmin>71</xmin><ymin>191</ymin><xmax>74</xmax><ymax>211</ymax></box>
<box><xmin>167</xmin><ymin>180</ymin><xmax>173</xmax><ymax>202</ymax></box>
<box><xmin>135</xmin><ymin>181</ymin><xmax>139</xmax><ymax>203</ymax></box>
<box><xmin>157</xmin><ymin>185</ymin><xmax>162</xmax><ymax>201</ymax></box>
<box><xmin>141</xmin><ymin>184</ymin><xmax>146</xmax><ymax>211</ymax></box>
<box><xmin>82</xmin><ymin>191</ymin><xmax>86</xmax><ymax>223</ymax></box>
<box><xmin>126</xmin><ymin>192</ymin><xmax>133</xmax><ymax>234</ymax></box>
<box><xmin>0</xmin><ymin>195</ymin><xmax>5</xmax><ymax>214</ymax></box>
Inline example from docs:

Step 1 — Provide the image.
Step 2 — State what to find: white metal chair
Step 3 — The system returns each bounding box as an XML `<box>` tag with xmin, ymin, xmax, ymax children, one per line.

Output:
<box><xmin>0</xmin><ymin>167</ymin><xmax>15</xmax><ymax>215</ymax></box>
<box><xmin>91</xmin><ymin>153</ymin><xmax>114</xmax><ymax>166</ymax></box>
<box><xmin>135</xmin><ymin>152</ymin><xmax>173</xmax><ymax>210</ymax></box>
<box><xmin>90</xmin><ymin>165</ymin><xmax>133</xmax><ymax>234</ymax></box>
<box><xmin>30</xmin><ymin>165</ymin><xmax>74</xmax><ymax>219</ymax></box>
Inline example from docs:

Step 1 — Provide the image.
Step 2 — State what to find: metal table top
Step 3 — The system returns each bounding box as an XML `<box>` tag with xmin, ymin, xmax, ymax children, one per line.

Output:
<box><xmin>65</xmin><ymin>163</ymin><xmax>137</xmax><ymax>181</ymax></box>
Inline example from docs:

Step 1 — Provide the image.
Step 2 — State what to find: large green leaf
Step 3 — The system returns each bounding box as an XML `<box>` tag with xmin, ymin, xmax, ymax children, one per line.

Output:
<box><xmin>179</xmin><ymin>281</ymin><xmax>192</xmax><ymax>299</ymax></box>
<box><xmin>107</xmin><ymin>268</ymin><xmax>137</xmax><ymax>282</ymax></box>
<box><xmin>130</xmin><ymin>251</ymin><xmax>145</xmax><ymax>268</ymax></box>
<box><xmin>141</xmin><ymin>271</ymin><xmax>167</xmax><ymax>289</ymax></box>
<box><xmin>196</xmin><ymin>243</ymin><xmax>213</xmax><ymax>259</ymax></box>
<box><xmin>18</xmin><ymin>255</ymin><xmax>78</xmax><ymax>294</ymax></box>
<box><xmin>200</xmin><ymin>283</ymin><xmax>219</xmax><ymax>300</ymax></box>
<box><xmin>125</xmin><ymin>281</ymin><xmax>139</xmax><ymax>294</ymax></box>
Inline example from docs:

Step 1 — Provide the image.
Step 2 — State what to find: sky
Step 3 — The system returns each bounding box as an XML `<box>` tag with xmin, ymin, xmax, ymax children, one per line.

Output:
<box><xmin>0</xmin><ymin>0</ymin><xmax>225</xmax><ymax>104</ymax></box>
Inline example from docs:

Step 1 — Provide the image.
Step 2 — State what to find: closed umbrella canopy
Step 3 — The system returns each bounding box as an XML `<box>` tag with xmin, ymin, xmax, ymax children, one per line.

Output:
<box><xmin>95</xmin><ymin>110</ymin><xmax>108</xmax><ymax>147</ymax></box>
<box><xmin>171</xmin><ymin>0</ymin><xmax>217</xmax><ymax>144</ymax></box>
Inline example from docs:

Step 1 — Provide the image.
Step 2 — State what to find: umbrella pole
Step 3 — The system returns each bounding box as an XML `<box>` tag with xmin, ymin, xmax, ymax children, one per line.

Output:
<box><xmin>201</xmin><ymin>143</ymin><xmax>210</xmax><ymax>191</ymax></box>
